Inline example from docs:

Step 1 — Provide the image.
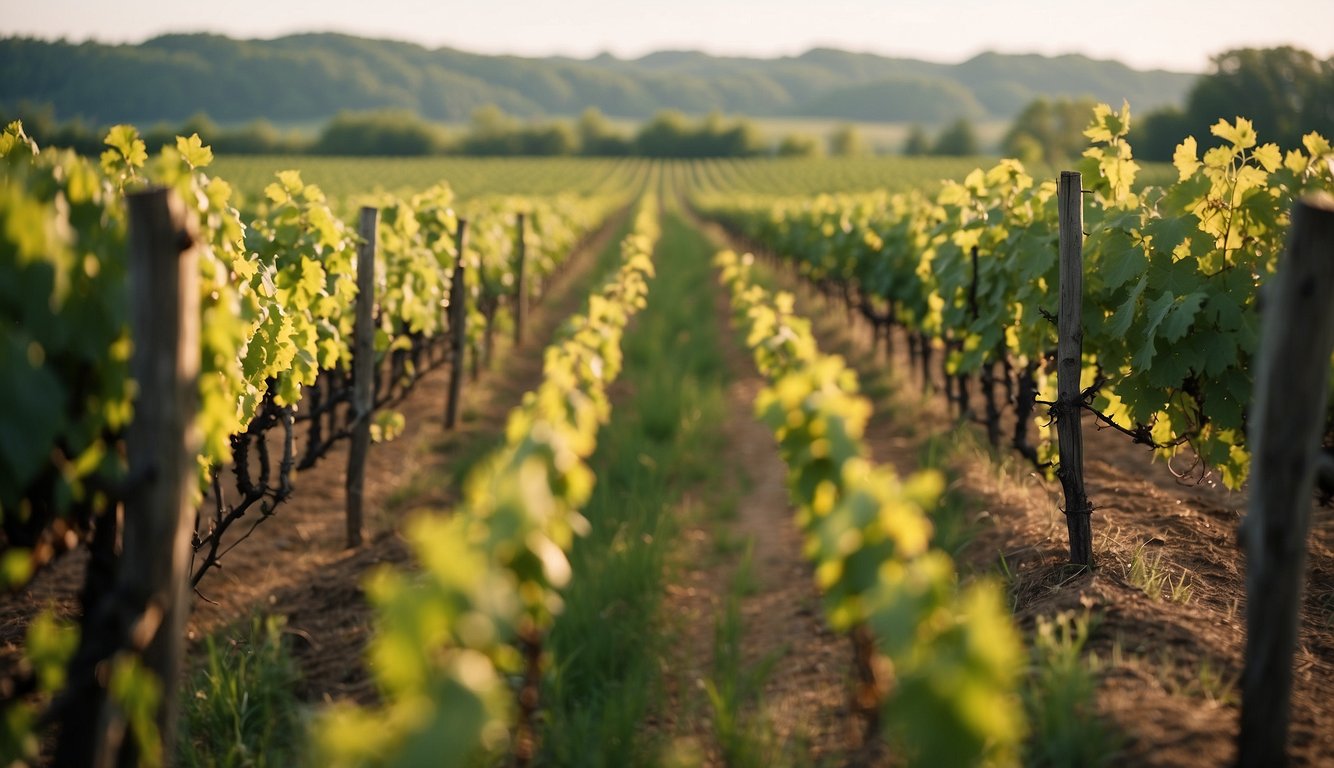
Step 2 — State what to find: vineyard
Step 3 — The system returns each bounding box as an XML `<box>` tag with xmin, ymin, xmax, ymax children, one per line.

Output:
<box><xmin>1</xmin><ymin>105</ymin><xmax>1333</xmax><ymax>768</ymax></box>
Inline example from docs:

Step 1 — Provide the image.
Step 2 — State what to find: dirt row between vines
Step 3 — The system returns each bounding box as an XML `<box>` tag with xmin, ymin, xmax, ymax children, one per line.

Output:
<box><xmin>653</xmin><ymin>219</ymin><xmax>862</xmax><ymax>766</ymax></box>
<box><xmin>722</xmin><ymin>234</ymin><xmax>1334</xmax><ymax>766</ymax></box>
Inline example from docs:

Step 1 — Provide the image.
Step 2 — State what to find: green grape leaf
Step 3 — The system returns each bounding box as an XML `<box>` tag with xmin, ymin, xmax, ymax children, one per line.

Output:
<box><xmin>1160</xmin><ymin>292</ymin><xmax>1207</xmax><ymax>342</ymax></box>
<box><xmin>102</xmin><ymin>125</ymin><xmax>147</xmax><ymax>173</ymax></box>
<box><xmin>0</xmin><ymin>337</ymin><xmax>67</xmax><ymax>499</ymax></box>
<box><xmin>1196</xmin><ymin>329</ymin><xmax>1243</xmax><ymax>377</ymax></box>
<box><xmin>1212</xmin><ymin>117</ymin><xmax>1257</xmax><ymax>150</ymax></box>
<box><xmin>1252</xmin><ymin>143</ymin><xmax>1282</xmax><ymax>173</ymax></box>
<box><xmin>175</xmin><ymin>134</ymin><xmax>213</xmax><ymax>169</ymax></box>
<box><xmin>1108</xmin><ymin>275</ymin><xmax>1148</xmax><ymax>337</ymax></box>
<box><xmin>1132</xmin><ymin>291</ymin><xmax>1177</xmax><ymax>370</ymax></box>
<box><xmin>1099</xmin><ymin>234</ymin><xmax>1147</xmax><ymax>291</ymax></box>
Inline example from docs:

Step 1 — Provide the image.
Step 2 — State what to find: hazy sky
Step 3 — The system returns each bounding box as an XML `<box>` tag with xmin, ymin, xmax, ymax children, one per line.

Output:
<box><xmin>4</xmin><ymin>0</ymin><xmax>1332</xmax><ymax>72</ymax></box>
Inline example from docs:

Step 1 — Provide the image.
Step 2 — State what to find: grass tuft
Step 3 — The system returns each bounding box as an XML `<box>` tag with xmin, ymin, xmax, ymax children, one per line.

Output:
<box><xmin>1126</xmin><ymin>541</ymin><xmax>1193</xmax><ymax>604</ymax></box>
<box><xmin>703</xmin><ymin>546</ymin><xmax>796</xmax><ymax>768</ymax></box>
<box><xmin>1023</xmin><ymin>610</ymin><xmax>1122</xmax><ymax>768</ymax></box>
<box><xmin>178</xmin><ymin>615</ymin><xmax>304</xmax><ymax>768</ymax></box>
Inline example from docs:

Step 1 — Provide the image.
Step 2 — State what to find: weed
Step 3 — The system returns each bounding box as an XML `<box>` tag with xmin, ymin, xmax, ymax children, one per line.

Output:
<box><xmin>1125</xmin><ymin>542</ymin><xmax>1193</xmax><ymax>604</ymax></box>
<box><xmin>178</xmin><ymin>615</ymin><xmax>304</xmax><ymax>768</ymax></box>
<box><xmin>1192</xmin><ymin>657</ymin><xmax>1240</xmax><ymax>706</ymax></box>
<box><xmin>1023</xmin><ymin>610</ymin><xmax>1122</xmax><ymax>768</ymax></box>
<box><xmin>704</xmin><ymin>548</ymin><xmax>789</xmax><ymax>768</ymax></box>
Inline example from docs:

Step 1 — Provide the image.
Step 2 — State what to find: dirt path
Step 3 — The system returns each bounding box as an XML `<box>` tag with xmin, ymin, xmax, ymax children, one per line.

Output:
<box><xmin>654</xmin><ymin>215</ymin><xmax>863</xmax><ymax>766</ymax></box>
<box><xmin>718</xmin><ymin>367</ymin><xmax>861</xmax><ymax>759</ymax></box>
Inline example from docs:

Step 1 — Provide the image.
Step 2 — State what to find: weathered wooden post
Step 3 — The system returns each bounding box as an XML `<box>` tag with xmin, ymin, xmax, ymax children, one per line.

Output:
<box><xmin>78</xmin><ymin>187</ymin><xmax>200</xmax><ymax>766</ymax></box>
<box><xmin>446</xmin><ymin>219</ymin><xmax>469</xmax><ymax>429</ymax></box>
<box><xmin>1238</xmin><ymin>194</ymin><xmax>1334</xmax><ymax>767</ymax></box>
<box><xmin>1055</xmin><ymin>171</ymin><xmax>1093</xmax><ymax>566</ymax></box>
<box><xmin>345</xmin><ymin>206</ymin><xmax>378</xmax><ymax>548</ymax></box>
<box><xmin>514</xmin><ymin>212</ymin><xmax>528</xmax><ymax>346</ymax></box>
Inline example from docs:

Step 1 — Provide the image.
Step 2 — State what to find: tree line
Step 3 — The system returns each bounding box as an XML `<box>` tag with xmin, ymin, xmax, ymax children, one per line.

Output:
<box><xmin>1002</xmin><ymin>47</ymin><xmax>1334</xmax><ymax>164</ymax></box>
<box><xmin>4</xmin><ymin>104</ymin><xmax>983</xmax><ymax>158</ymax></box>
<box><xmin>0</xmin><ymin>34</ymin><xmax>1191</xmax><ymax>126</ymax></box>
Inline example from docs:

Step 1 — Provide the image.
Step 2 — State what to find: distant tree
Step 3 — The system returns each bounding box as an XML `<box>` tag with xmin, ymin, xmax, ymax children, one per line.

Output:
<box><xmin>1001</xmin><ymin>97</ymin><xmax>1098</xmax><ymax>165</ymax></box>
<box><xmin>1187</xmin><ymin>47</ymin><xmax>1333</xmax><ymax>150</ymax></box>
<box><xmin>1127</xmin><ymin>106</ymin><xmax>1194</xmax><ymax>163</ymax></box>
<box><xmin>777</xmin><ymin>132</ymin><xmax>823</xmax><ymax>157</ymax></box>
<box><xmin>1</xmin><ymin>101</ymin><xmax>57</xmax><ymax>137</ymax></box>
<box><xmin>707</xmin><ymin>113</ymin><xmax>764</xmax><ymax>157</ymax></box>
<box><xmin>1</xmin><ymin>102</ymin><xmax>99</xmax><ymax>154</ymax></box>
<box><xmin>313</xmin><ymin>110</ymin><xmax>446</xmax><ymax>155</ymax></box>
<box><xmin>236</xmin><ymin>119</ymin><xmax>309</xmax><ymax>154</ymax></box>
<box><xmin>633</xmin><ymin>110</ymin><xmax>763</xmax><ymax>157</ymax></box>
<box><xmin>635</xmin><ymin>110</ymin><xmax>692</xmax><ymax>157</ymax></box>
<box><xmin>178</xmin><ymin>112</ymin><xmax>218</xmax><ymax>142</ymax></box>
<box><xmin>577</xmin><ymin>107</ymin><xmax>632</xmax><ymax>155</ymax></box>
<box><xmin>45</xmin><ymin>116</ymin><xmax>105</xmax><ymax>155</ymax></box>
<box><xmin>460</xmin><ymin>104</ymin><xmax>522</xmax><ymax>154</ymax></box>
<box><xmin>1129</xmin><ymin>47</ymin><xmax>1334</xmax><ymax>162</ymax></box>
<box><xmin>469</xmin><ymin>104</ymin><xmax>515</xmax><ymax>136</ymax></box>
<box><xmin>902</xmin><ymin>124</ymin><xmax>931</xmax><ymax>156</ymax></box>
<box><xmin>931</xmin><ymin>118</ymin><xmax>979</xmax><ymax>156</ymax></box>
<box><xmin>517</xmin><ymin>122</ymin><xmax>578</xmax><ymax>156</ymax></box>
<box><xmin>828</xmin><ymin>124</ymin><xmax>866</xmax><ymax>156</ymax></box>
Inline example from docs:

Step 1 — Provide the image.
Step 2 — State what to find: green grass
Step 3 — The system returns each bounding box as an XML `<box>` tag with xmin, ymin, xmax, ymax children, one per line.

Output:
<box><xmin>703</xmin><ymin>545</ymin><xmax>795</xmax><ymax>768</ymax></box>
<box><xmin>1023</xmin><ymin>611</ymin><xmax>1123</xmax><ymax>768</ymax></box>
<box><xmin>1125</xmin><ymin>542</ymin><xmax>1194</xmax><ymax>604</ymax></box>
<box><xmin>537</xmin><ymin>211</ymin><xmax>731</xmax><ymax>766</ymax></box>
<box><xmin>177</xmin><ymin>615</ymin><xmax>304</xmax><ymax>768</ymax></box>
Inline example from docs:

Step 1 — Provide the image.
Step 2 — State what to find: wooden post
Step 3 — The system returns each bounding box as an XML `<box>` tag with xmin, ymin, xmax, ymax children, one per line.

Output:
<box><xmin>1056</xmin><ymin>171</ymin><xmax>1093</xmax><ymax>566</ymax></box>
<box><xmin>1238</xmin><ymin>194</ymin><xmax>1334</xmax><ymax>767</ymax></box>
<box><xmin>446</xmin><ymin>219</ymin><xmax>469</xmax><ymax>429</ymax></box>
<box><xmin>514</xmin><ymin>212</ymin><xmax>528</xmax><ymax>346</ymax></box>
<box><xmin>96</xmin><ymin>187</ymin><xmax>200</xmax><ymax>765</ymax></box>
<box><xmin>345</xmin><ymin>206</ymin><xmax>378</xmax><ymax>549</ymax></box>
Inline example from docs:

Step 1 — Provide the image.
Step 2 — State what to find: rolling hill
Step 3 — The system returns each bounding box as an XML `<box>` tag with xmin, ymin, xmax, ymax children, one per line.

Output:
<box><xmin>0</xmin><ymin>33</ymin><xmax>1196</xmax><ymax>126</ymax></box>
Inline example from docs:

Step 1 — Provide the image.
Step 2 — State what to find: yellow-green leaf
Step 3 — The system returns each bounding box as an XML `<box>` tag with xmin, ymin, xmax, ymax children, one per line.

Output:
<box><xmin>1252</xmin><ymin>143</ymin><xmax>1281</xmax><ymax>173</ymax></box>
<box><xmin>175</xmin><ymin>133</ymin><xmax>214</xmax><ymax>169</ymax></box>
<box><xmin>103</xmin><ymin>124</ymin><xmax>147</xmax><ymax>168</ymax></box>
<box><xmin>1211</xmin><ymin>117</ymin><xmax>1257</xmax><ymax>149</ymax></box>
<box><xmin>1173</xmin><ymin>137</ymin><xmax>1200</xmax><ymax>181</ymax></box>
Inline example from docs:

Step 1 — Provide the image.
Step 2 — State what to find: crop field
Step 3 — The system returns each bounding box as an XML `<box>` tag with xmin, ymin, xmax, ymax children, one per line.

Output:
<box><xmin>3</xmin><ymin>109</ymin><xmax>1334</xmax><ymax>768</ymax></box>
<box><xmin>211</xmin><ymin>154</ymin><xmax>651</xmax><ymax>205</ymax></box>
